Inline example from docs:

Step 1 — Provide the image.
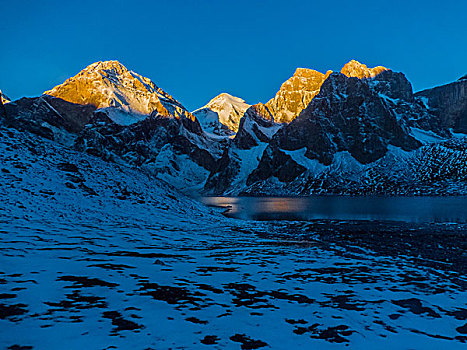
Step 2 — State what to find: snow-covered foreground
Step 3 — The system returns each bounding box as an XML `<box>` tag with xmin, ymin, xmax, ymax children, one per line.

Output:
<box><xmin>1</xmin><ymin>126</ymin><xmax>466</xmax><ymax>349</ymax></box>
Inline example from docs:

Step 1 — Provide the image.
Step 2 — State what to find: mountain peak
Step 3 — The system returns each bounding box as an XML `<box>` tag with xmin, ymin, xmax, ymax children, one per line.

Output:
<box><xmin>81</xmin><ymin>60</ymin><xmax>129</xmax><ymax>75</ymax></box>
<box><xmin>208</xmin><ymin>92</ymin><xmax>248</xmax><ymax>106</ymax></box>
<box><xmin>341</xmin><ymin>60</ymin><xmax>389</xmax><ymax>79</ymax></box>
<box><xmin>194</xmin><ymin>92</ymin><xmax>251</xmax><ymax>132</ymax></box>
<box><xmin>43</xmin><ymin>60</ymin><xmax>186</xmax><ymax>117</ymax></box>
<box><xmin>265</xmin><ymin>67</ymin><xmax>329</xmax><ymax>123</ymax></box>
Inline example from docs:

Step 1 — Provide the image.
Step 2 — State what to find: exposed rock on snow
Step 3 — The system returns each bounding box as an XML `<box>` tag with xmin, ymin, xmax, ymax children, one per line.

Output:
<box><xmin>242</xmin><ymin>71</ymin><xmax>467</xmax><ymax>196</ymax></box>
<box><xmin>234</xmin><ymin>104</ymin><xmax>281</xmax><ymax>150</ymax></box>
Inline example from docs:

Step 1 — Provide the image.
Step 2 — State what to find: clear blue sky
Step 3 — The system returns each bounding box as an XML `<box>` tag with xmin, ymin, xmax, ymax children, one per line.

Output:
<box><xmin>1</xmin><ymin>0</ymin><xmax>466</xmax><ymax>110</ymax></box>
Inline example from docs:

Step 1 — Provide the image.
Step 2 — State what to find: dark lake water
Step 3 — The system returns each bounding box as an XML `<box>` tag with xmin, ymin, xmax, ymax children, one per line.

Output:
<box><xmin>201</xmin><ymin>196</ymin><xmax>467</xmax><ymax>223</ymax></box>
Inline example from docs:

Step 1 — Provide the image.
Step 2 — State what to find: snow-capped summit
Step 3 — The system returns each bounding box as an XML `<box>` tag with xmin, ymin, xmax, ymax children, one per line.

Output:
<box><xmin>193</xmin><ymin>93</ymin><xmax>251</xmax><ymax>133</ymax></box>
<box><xmin>44</xmin><ymin>60</ymin><xmax>194</xmax><ymax>121</ymax></box>
<box><xmin>340</xmin><ymin>60</ymin><xmax>389</xmax><ymax>79</ymax></box>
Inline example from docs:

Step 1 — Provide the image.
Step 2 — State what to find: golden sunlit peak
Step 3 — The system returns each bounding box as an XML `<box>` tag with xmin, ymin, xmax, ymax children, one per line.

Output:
<box><xmin>340</xmin><ymin>60</ymin><xmax>389</xmax><ymax>79</ymax></box>
<box><xmin>293</xmin><ymin>67</ymin><xmax>323</xmax><ymax>77</ymax></box>
<box><xmin>84</xmin><ymin>60</ymin><xmax>129</xmax><ymax>74</ymax></box>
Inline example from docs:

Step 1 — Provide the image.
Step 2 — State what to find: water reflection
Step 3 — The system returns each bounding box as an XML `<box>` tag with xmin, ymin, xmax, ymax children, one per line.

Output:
<box><xmin>201</xmin><ymin>196</ymin><xmax>467</xmax><ymax>223</ymax></box>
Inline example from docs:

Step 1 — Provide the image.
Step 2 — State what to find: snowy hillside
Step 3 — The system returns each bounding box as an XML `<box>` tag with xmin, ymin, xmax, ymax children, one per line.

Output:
<box><xmin>1</xmin><ymin>124</ymin><xmax>467</xmax><ymax>349</ymax></box>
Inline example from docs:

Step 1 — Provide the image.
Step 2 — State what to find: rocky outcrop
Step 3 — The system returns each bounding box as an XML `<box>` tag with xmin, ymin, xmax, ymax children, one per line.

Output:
<box><xmin>241</xmin><ymin>136</ymin><xmax>467</xmax><ymax>196</ymax></box>
<box><xmin>190</xmin><ymin>107</ymin><xmax>235</xmax><ymax>136</ymax></box>
<box><xmin>204</xmin><ymin>103</ymin><xmax>281</xmax><ymax>194</ymax></box>
<box><xmin>234</xmin><ymin>103</ymin><xmax>280</xmax><ymax>149</ymax></box>
<box><xmin>192</xmin><ymin>93</ymin><xmax>250</xmax><ymax>133</ymax></box>
<box><xmin>3</xmin><ymin>95</ymin><xmax>96</xmax><ymax>142</ymax></box>
<box><xmin>415</xmin><ymin>78</ymin><xmax>467</xmax><ymax>133</ymax></box>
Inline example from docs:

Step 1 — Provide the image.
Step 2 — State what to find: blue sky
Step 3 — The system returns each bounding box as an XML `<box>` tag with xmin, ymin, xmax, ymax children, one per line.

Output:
<box><xmin>1</xmin><ymin>0</ymin><xmax>466</xmax><ymax>110</ymax></box>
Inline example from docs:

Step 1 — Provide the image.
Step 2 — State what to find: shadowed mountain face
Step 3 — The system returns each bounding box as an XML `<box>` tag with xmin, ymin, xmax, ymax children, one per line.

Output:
<box><xmin>246</xmin><ymin>71</ymin><xmax>422</xmax><ymax>185</ymax></box>
<box><xmin>275</xmin><ymin>72</ymin><xmax>420</xmax><ymax>164</ymax></box>
<box><xmin>4</xmin><ymin>95</ymin><xmax>96</xmax><ymax>142</ymax></box>
<box><xmin>416</xmin><ymin>77</ymin><xmax>467</xmax><ymax>133</ymax></box>
<box><xmin>0</xmin><ymin>90</ymin><xmax>10</xmax><ymax>119</ymax></box>
<box><xmin>74</xmin><ymin>108</ymin><xmax>224</xmax><ymax>193</ymax></box>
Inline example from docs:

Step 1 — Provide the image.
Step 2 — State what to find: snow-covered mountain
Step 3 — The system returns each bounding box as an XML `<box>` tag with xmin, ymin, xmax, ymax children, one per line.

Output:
<box><xmin>205</xmin><ymin>67</ymin><xmax>467</xmax><ymax>195</ymax></box>
<box><xmin>192</xmin><ymin>93</ymin><xmax>251</xmax><ymax>133</ymax></box>
<box><xmin>44</xmin><ymin>60</ymin><xmax>193</xmax><ymax>119</ymax></box>
<box><xmin>2</xmin><ymin>59</ymin><xmax>467</xmax><ymax>196</ymax></box>
<box><xmin>2</xmin><ymin>61</ymin><xmax>467</xmax><ymax>347</ymax></box>
<box><xmin>242</xmin><ymin>70</ymin><xmax>467</xmax><ymax>195</ymax></box>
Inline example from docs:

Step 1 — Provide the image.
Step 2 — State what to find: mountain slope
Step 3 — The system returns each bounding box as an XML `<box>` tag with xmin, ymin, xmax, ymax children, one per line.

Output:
<box><xmin>3</xmin><ymin>59</ymin><xmax>467</xmax><ymax>196</ymax></box>
<box><xmin>4</xmin><ymin>95</ymin><xmax>96</xmax><ymax>144</ymax></box>
<box><xmin>2</xmin><ymin>123</ymin><xmax>466</xmax><ymax>349</ymax></box>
